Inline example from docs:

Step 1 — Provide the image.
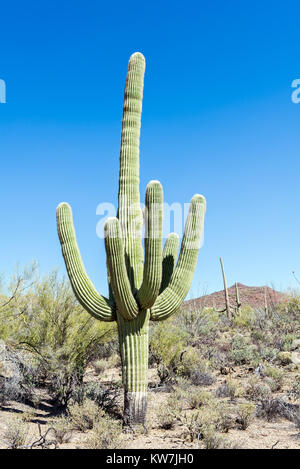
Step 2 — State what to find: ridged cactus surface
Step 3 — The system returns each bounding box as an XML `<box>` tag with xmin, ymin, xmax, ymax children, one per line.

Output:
<box><xmin>57</xmin><ymin>52</ymin><xmax>206</xmax><ymax>427</ymax></box>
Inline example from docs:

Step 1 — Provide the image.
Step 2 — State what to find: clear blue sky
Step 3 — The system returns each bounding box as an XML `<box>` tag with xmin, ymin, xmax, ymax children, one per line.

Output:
<box><xmin>1</xmin><ymin>1</ymin><xmax>300</xmax><ymax>297</ymax></box>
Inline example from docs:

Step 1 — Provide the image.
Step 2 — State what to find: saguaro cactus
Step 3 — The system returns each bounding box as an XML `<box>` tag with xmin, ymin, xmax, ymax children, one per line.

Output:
<box><xmin>56</xmin><ymin>52</ymin><xmax>206</xmax><ymax>427</ymax></box>
<box><xmin>219</xmin><ymin>256</ymin><xmax>231</xmax><ymax>319</ymax></box>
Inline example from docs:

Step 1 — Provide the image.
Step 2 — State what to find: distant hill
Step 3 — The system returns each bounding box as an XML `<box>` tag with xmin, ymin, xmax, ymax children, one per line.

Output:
<box><xmin>184</xmin><ymin>283</ymin><xmax>287</xmax><ymax>311</ymax></box>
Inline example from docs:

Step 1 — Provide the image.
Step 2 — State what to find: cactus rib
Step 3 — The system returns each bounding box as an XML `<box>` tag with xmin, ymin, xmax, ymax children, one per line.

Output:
<box><xmin>56</xmin><ymin>202</ymin><xmax>115</xmax><ymax>321</ymax></box>
<box><xmin>150</xmin><ymin>194</ymin><xmax>206</xmax><ymax>321</ymax></box>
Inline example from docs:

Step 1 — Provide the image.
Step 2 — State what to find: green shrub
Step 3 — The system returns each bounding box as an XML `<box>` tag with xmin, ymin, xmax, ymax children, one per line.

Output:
<box><xmin>0</xmin><ymin>271</ymin><xmax>117</xmax><ymax>408</ymax></box>
<box><xmin>84</xmin><ymin>415</ymin><xmax>123</xmax><ymax>449</ymax></box>
<box><xmin>229</xmin><ymin>334</ymin><xmax>256</xmax><ymax>365</ymax></box>
<box><xmin>263</xmin><ymin>365</ymin><xmax>284</xmax><ymax>391</ymax></box>
<box><xmin>236</xmin><ymin>402</ymin><xmax>256</xmax><ymax>430</ymax></box>
<box><xmin>150</xmin><ymin>321</ymin><xmax>188</xmax><ymax>383</ymax></box>
<box><xmin>201</xmin><ymin>424</ymin><xmax>228</xmax><ymax>449</ymax></box>
<box><xmin>289</xmin><ymin>375</ymin><xmax>300</xmax><ymax>401</ymax></box>
<box><xmin>176</xmin><ymin>347</ymin><xmax>208</xmax><ymax>378</ymax></box>
<box><xmin>187</xmin><ymin>388</ymin><xmax>212</xmax><ymax>409</ymax></box>
<box><xmin>245</xmin><ymin>376</ymin><xmax>272</xmax><ymax>401</ymax></box>
<box><xmin>68</xmin><ymin>399</ymin><xmax>102</xmax><ymax>432</ymax></box>
<box><xmin>52</xmin><ymin>416</ymin><xmax>73</xmax><ymax>443</ymax></box>
<box><xmin>3</xmin><ymin>416</ymin><xmax>29</xmax><ymax>449</ymax></box>
<box><xmin>93</xmin><ymin>359</ymin><xmax>108</xmax><ymax>375</ymax></box>
<box><xmin>233</xmin><ymin>306</ymin><xmax>255</xmax><ymax>328</ymax></box>
<box><xmin>157</xmin><ymin>405</ymin><xmax>177</xmax><ymax>429</ymax></box>
<box><xmin>215</xmin><ymin>378</ymin><xmax>244</xmax><ymax>401</ymax></box>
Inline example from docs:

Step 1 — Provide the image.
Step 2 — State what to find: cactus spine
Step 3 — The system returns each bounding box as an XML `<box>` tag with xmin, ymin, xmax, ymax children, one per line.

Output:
<box><xmin>56</xmin><ymin>52</ymin><xmax>206</xmax><ymax>427</ymax></box>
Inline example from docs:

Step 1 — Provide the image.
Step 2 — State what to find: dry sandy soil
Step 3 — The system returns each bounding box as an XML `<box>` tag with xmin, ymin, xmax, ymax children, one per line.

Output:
<box><xmin>0</xmin><ymin>364</ymin><xmax>299</xmax><ymax>450</ymax></box>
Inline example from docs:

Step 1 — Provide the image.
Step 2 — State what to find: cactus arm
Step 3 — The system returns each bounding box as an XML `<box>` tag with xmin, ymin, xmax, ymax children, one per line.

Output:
<box><xmin>104</xmin><ymin>217</ymin><xmax>139</xmax><ymax>320</ymax></box>
<box><xmin>137</xmin><ymin>180</ymin><xmax>163</xmax><ymax>309</ymax></box>
<box><xmin>160</xmin><ymin>233</ymin><xmax>180</xmax><ymax>294</ymax></box>
<box><xmin>118</xmin><ymin>52</ymin><xmax>145</xmax><ymax>291</ymax></box>
<box><xmin>150</xmin><ymin>194</ymin><xmax>206</xmax><ymax>321</ymax></box>
<box><xmin>56</xmin><ymin>203</ymin><xmax>115</xmax><ymax>322</ymax></box>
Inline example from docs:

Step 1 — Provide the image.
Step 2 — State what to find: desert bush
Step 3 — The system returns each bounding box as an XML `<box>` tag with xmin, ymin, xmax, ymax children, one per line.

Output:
<box><xmin>256</xmin><ymin>345</ymin><xmax>278</xmax><ymax>362</ymax></box>
<box><xmin>108</xmin><ymin>353</ymin><xmax>122</xmax><ymax>368</ymax></box>
<box><xmin>174</xmin><ymin>307</ymin><xmax>220</xmax><ymax>342</ymax></box>
<box><xmin>68</xmin><ymin>399</ymin><xmax>102</xmax><ymax>432</ymax></box>
<box><xmin>187</xmin><ymin>388</ymin><xmax>212</xmax><ymax>409</ymax></box>
<box><xmin>244</xmin><ymin>376</ymin><xmax>272</xmax><ymax>401</ymax></box>
<box><xmin>263</xmin><ymin>365</ymin><xmax>284</xmax><ymax>391</ymax></box>
<box><xmin>236</xmin><ymin>402</ymin><xmax>256</xmax><ymax>430</ymax></box>
<box><xmin>84</xmin><ymin>415</ymin><xmax>123</xmax><ymax>449</ymax></box>
<box><xmin>179</xmin><ymin>411</ymin><xmax>203</xmax><ymax>441</ymax></box>
<box><xmin>233</xmin><ymin>306</ymin><xmax>255</xmax><ymax>329</ymax></box>
<box><xmin>84</xmin><ymin>382</ymin><xmax>119</xmax><ymax>415</ymax></box>
<box><xmin>215</xmin><ymin>379</ymin><xmax>244</xmax><ymax>401</ymax></box>
<box><xmin>214</xmin><ymin>402</ymin><xmax>236</xmax><ymax>433</ymax></box>
<box><xmin>256</xmin><ymin>397</ymin><xmax>300</xmax><ymax>423</ymax></box>
<box><xmin>93</xmin><ymin>359</ymin><xmax>108</xmax><ymax>375</ymax></box>
<box><xmin>52</xmin><ymin>416</ymin><xmax>73</xmax><ymax>443</ymax></box>
<box><xmin>0</xmin><ymin>272</ymin><xmax>116</xmax><ymax>408</ymax></box>
<box><xmin>3</xmin><ymin>415</ymin><xmax>29</xmax><ymax>449</ymax></box>
<box><xmin>189</xmin><ymin>370</ymin><xmax>215</xmax><ymax>387</ymax></box>
<box><xmin>157</xmin><ymin>405</ymin><xmax>177</xmax><ymax>429</ymax></box>
<box><xmin>180</xmin><ymin>400</ymin><xmax>234</xmax><ymax>442</ymax></box>
<box><xmin>176</xmin><ymin>347</ymin><xmax>208</xmax><ymax>378</ymax></box>
<box><xmin>256</xmin><ymin>397</ymin><xmax>280</xmax><ymax>421</ymax></box>
<box><xmin>229</xmin><ymin>334</ymin><xmax>256</xmax><ymax>365</ymax></box>
<box><xmin>288</xmin><ymin>375</ymin><xmax>300</xmax><ymax>401</ymax></box>
<box><xmin>201</xmin><ymin>424</ymin><xmax>228</xmax><ymax>449</ymax></box>
<box><xmin>156</xmin><ymin>393</ymin><xmax>181</xmax><ymax>429</ymax></box>
<box><xmin>0</xmin><ymin>343</ymin><xmax>37</xmax><ymax>404</ymax></box>
<box><xmin>279</xmin><ymin>297</ymin><xmax>300</xmax><ymax>321</ymax></box>
<box><xmin>150</xmin><ymin>321</ymin><xmax>188</xmax><ymax>383</ymax></box>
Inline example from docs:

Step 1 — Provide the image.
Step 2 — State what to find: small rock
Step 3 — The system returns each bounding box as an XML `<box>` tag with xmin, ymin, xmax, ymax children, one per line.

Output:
<box><xmin>255</xmin><ymin>364</ymin><xmax>265</xmax><ymax>376</ymax></box>
<box><xmin>291</xmin><ymin>339</ymin><xmax>300</xmax><ymax>351</ymax></box>
<box><xmin>291</xmin><ymin>351</ymin><xmax>300</xmax><ymax>365</ymax></box>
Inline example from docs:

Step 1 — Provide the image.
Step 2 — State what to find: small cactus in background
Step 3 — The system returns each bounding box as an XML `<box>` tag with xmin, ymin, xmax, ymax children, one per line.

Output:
<box><xmin>56</xmin><ymin>52</ymin><xmax>206</xmax><ymax>428</ymax></box>
<box><xmin>219</xmin><ymin>257</ymin><xmax>231</xmax><ymax>319</ymax></box>
<box><xmin>235</xmin><ymin>282</ymin><xmax>241</xmax><ymax>315</ymax></box>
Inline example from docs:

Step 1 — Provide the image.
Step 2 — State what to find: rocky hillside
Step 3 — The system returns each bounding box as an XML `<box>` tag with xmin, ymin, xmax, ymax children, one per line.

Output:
<box><xmin>184</xmin><ymin>283</ymin><xmax>287</xmax><ymax>311</ymax></box>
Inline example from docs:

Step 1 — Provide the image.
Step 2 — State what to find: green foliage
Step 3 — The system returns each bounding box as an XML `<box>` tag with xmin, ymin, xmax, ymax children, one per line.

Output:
<box><xmin>236</xmin><ymin>402</ymin><xmax>256</xmax><ymax>430</ymax></box>
<box><xmin>245</xmin><ymin>376</ymin><xmax>272</xmax><ymax>401</ymax></box>
<box><xmin>150</xmin><ymin>321</ymin><xmax>188</xmax><ymax>382</ymax></box>
<box><xmin>233</xmin><ymin>306</ymin><xmax>255</xmax><ymax>328</ymax></box>
<box><xmin>68</xmin><ymin>399</ymin><xmax>102</xmax><ymax>432</ymax></box>
<box><xmin>176</xmin><ymin>346</ymin><xmax>208</xmax><ymax>378</ymax></box>
<box><xmin>187</xmin><ymin>388</ymin><xmax>212</xmax><ymax>409</ymax></box>
<box><xmin>0</xmin><ymin>269</ymin><xmax>117</xmax><ymax>407</ymax></box>
<box><xmin>264</xmin><ymin>365</ymin><xmax>284</xmax><ymax>391</ymax></box>
<box><xmin>52</xmin><ymin>416</ymin><xmax>73</xmax><ymax>443</ymax></box>
<box><xmin>84</xmin><ymin>415</ymin><xmax>123</xmax><ymax>449</ymax></box>
<box><xmin>3</xmin><ymin>415</ymin><xmax>29</xmax><ymax>449</ymax></box>
<box><xmin>229</xmin><ymin>334</ymin><xmax>256</xmax><ymax>365</ymax></box>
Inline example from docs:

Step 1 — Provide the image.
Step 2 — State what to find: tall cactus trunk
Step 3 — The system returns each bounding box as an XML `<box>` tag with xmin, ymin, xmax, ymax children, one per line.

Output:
<box><xmin>220</xmin><ymin>257</ymin><xmax>231</xmax><ymax>320</ymax></box>
<box><xmin>117</xmin><ymin>310</ymin><xmax>149</xmax><ymax>427</ymax></box>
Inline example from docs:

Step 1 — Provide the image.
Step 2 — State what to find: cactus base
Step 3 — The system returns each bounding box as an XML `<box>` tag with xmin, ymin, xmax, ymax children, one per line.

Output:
<box><xmin>123</xmin><ymin>391</ymin><xmax>147</xmax><ymax>428</ymax></box>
